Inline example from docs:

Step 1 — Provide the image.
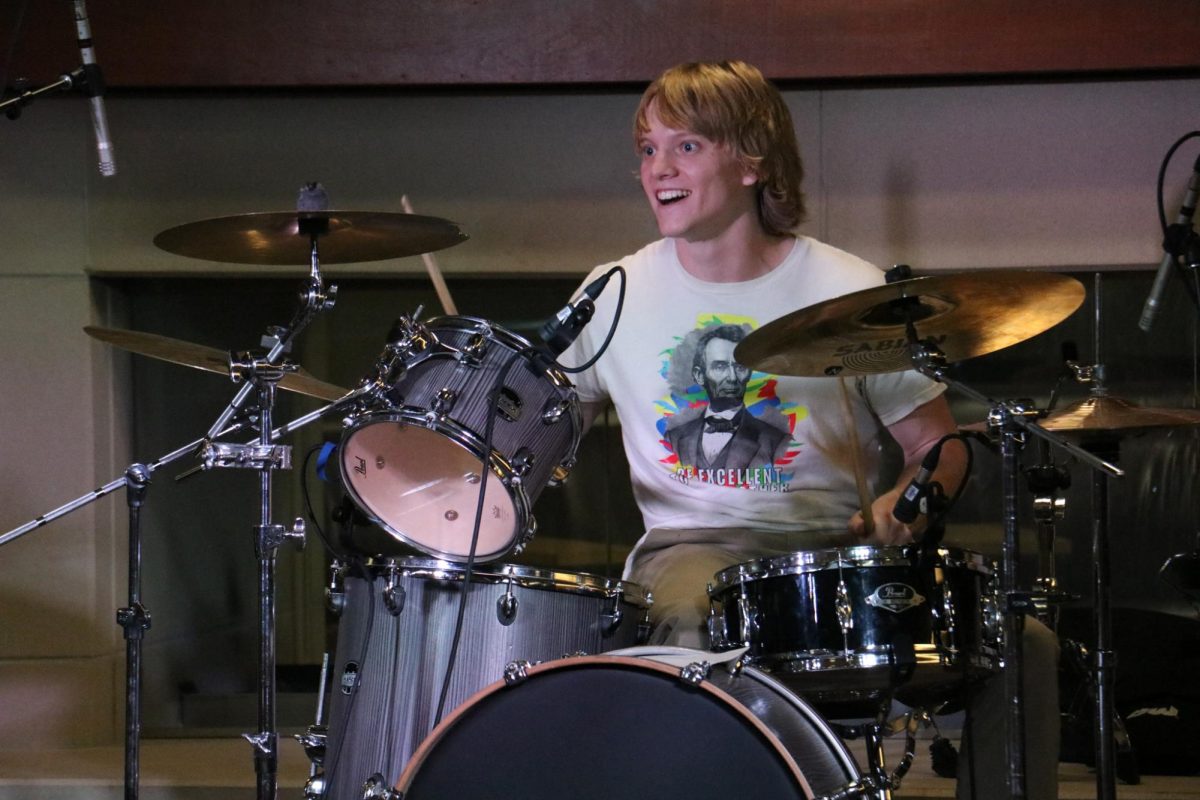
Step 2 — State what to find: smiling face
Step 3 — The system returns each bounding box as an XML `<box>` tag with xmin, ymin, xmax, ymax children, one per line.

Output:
<box><xmin>637</xmin><ymin>104</ymin><xmax>760</xmax><ymax>244</ymax></box>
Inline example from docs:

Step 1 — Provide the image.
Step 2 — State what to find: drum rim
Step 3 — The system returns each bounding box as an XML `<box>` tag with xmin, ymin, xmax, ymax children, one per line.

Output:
<box><xmin>354</xmin><ymin>556</ymin><xmax>652</xmax><ymax>606</ymax></box>
<box><xmin>709</xmin><ymin>545</ymin><xmax>994</xmax><ymax>592</ymax></box>
<box><xmin>423</xmin><ymin>314</ymin><xmax>577</xmax><ymax>393</ymax></box>
<box><xmin>394</xmin><ymin>654</ymin><xmax>816</xmax><ymax>797</ymax></box>
<box><xmin>339</xmin><ymin>411</ymin><xmax>534</xmax><ymax>563</ymax></box>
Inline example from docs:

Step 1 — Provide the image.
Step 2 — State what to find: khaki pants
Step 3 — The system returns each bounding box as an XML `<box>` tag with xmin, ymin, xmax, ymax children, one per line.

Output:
<box><xmin>628</xmin><ymin>529</ymin><xmax>1060</xmax><ymax>800</ymax></box>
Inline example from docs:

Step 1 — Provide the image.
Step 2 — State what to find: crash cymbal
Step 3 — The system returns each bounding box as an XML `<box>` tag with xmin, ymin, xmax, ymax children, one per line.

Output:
<box><xmin>736</xmin><ymin>270</ymin><xmax>1086</xmax><ymax>377</ymax></box>
<box><xmin>85</xmin><ymin>326</ymin><xmax>348</xmax><ymax>402</ymax></box>
<box><xmin>1041</xmin><ymin>394</ymin><xmax>1200</xmax><ymax>433</ymax></box>
<box><xmin>153</xmin><ymin>211</ymin><xmax>468</xmax><ymax>265</ymax></box>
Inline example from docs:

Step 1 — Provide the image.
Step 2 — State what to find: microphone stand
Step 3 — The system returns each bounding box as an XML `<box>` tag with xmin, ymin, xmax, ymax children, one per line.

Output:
<box><xmin>905</xmin><ymin>340</ymin><xmax>1122</xmax><ymax>800</ymax></box>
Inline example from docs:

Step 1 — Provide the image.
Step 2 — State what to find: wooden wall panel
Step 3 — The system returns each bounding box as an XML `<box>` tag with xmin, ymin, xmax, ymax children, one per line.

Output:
<box><xmin>2</xmin><ymin>0</ymin><xmax>1198</xmax><ymax>89</ymax></box>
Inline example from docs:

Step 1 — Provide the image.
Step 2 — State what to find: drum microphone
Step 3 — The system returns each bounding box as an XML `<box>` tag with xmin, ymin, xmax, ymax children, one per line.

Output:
<box><xmin>539</xmin><ymin>272</ymin><xmax>612</xmax><ymax>356</ymax></box>
<box><xmin>1139</xmin><ymin>151</ymin><xmax>1200</xmax><ymax>333</ymax></box>
<box><xmin>71</xmin><ymin>0</ymin><xmax>116</xmax><ymax>176</ymax></box>
<box><xmin>893</xmin><ymin>441</ymin><xmax>944</xmax><ymax>524</ymax></box>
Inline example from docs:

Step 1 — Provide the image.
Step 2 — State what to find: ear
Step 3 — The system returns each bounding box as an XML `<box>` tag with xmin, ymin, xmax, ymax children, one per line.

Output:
<box><xmin>741</xmin><ymin>167</ymin><xmax>759</xmax><ymax>187</ymax></box>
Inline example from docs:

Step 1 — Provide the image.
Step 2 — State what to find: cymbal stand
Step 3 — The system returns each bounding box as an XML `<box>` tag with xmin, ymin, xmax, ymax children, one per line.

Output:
<box><xmin>907</xmin><ymin>341</ymin><xmax>1122</xmax><ymax>800</ymax></box>
<box><xmin>200</xmin><ymin>226</ymin><xmax>336</xmax><ymax>800</ymax></box>
<box><xmin>1023</xmin><ymin>448</ymin><xmax>1072</xmax><ymax>630</ymax></box>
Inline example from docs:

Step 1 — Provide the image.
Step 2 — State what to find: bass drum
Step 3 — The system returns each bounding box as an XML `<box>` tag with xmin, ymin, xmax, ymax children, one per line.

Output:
<box><xmin>395</xmin><ymin>650</ymin><xmax>861</xmax><ymax>800</ymax></box>
<box><xmin>322</xmin><ymin>559</ymin><xmax>650</xmax><ymax>800</ymax></box>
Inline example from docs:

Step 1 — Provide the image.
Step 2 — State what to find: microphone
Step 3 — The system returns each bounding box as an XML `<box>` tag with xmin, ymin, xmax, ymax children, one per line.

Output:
<box><xmin>1139</xmin><ymin>152</ymin><xmax>1200</xmax><ymax>332</ymax></box>
<box><xmin>71</xmin><ymin>0</ymin><xmax>115</xmax><ymax>176</ymax></box>
<box><xmin>539</xmin><ymin>272</ymin><xmax>611</xmax><ymax>356</ymax></box>
<box><xmin>893</xmin><ymin>442</ymin><xmax>944</xmax><ymax>524</ymax></box>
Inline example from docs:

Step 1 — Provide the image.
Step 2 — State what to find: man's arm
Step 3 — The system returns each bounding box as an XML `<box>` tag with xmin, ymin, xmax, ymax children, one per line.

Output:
<box><xmin>848</xmin><ymin>394</ymin><xmax>967</xmax><ymax>545</ymax></box>
<box><xmin>580</xmin><ymin>399</ymin><xmax>613</xmax><ymax>437</ymax></box>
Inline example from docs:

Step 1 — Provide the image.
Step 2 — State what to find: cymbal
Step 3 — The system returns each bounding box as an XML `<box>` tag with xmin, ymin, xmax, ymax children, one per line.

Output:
<box><xmin>85</xmin><ymin>326</ymin><xmax>348</xmax><ymax>402</ymax></box>
<box><xmin>153</xmin><ymin>211</ymin><xmax>468</xmax><ymax>265</ymax></box>
<box><xmin>735</xmin><ymin>271</ymin><xmax>1086</xmax><ymax>377</ymax></box>
<box><xmin>1041</xmin><ymin>395</ymin><xmax>1200</xmax><ymax>433</ymax></box>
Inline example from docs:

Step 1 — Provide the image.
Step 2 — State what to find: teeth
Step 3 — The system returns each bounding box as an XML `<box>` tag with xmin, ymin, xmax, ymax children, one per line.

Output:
<box><xmin>657</xmin><ymin>189</ymin><xmax>690</xmax><ymax>203</ymax></box>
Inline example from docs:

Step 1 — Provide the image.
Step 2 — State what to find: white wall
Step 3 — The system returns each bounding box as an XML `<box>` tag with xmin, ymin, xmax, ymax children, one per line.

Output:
<box><xmin>0</xmin><ymin>77</ymin><xmax>1195</xmax><ymax>747</ymax></box>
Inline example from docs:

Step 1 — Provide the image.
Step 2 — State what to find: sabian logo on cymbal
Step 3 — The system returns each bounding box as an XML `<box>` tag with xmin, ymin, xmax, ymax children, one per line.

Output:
<box><xmin>833</xmin><ymin>333</ymin><xmax>947</xmax><ymax>356</ymax></box>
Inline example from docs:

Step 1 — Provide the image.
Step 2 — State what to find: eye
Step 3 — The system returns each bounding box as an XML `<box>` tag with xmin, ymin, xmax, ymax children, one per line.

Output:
<box><xmin>681</xmin><ymin>141</ymin><xmax>700</xmax><ymax>153</ymax></box>
<box><xmin>639</xmin><ymin>143</ymin><xmax>655</xmax><ymax>158</ymax></box>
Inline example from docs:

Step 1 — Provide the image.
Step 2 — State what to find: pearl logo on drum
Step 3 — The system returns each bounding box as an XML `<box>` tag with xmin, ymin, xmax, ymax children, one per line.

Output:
<box><xmin>864</xmin><ymin>582</ymin><xmax>926</xmax><ymax>614</ymax></box>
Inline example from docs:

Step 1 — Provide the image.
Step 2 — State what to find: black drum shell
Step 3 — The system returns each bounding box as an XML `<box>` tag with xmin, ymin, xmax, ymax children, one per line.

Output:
<box><xmin>709</xmin><ymin>546</ymin><xmax>1000</xmax><ymax>711</ymax></box>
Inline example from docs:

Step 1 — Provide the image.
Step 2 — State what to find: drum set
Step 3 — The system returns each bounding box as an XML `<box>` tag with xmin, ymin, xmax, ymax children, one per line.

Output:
<box><xmin>3</xmin><ymin>187</ymin><xmax>1192</xmax><ymax>800</ymax></box>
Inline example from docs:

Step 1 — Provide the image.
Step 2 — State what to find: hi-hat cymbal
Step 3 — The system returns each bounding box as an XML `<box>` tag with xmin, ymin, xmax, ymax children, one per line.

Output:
<box><xmin>735</xmin><ymin>270</ymin><xmax>1086</xmax><ymax>377</ymax></box>
<box><xmin>1041</xmin><ymin>395</ymin><xmax>1200</xmax><ymax>433</ymax></box>
<box><xmin>153</xmin><ymin>211</ymin><xmax>468</xmax><ymax>265</ymax></box>
<box><xmin>85</xmin><ymin>326</ymin><xmax>348</xmax><ymax>402</ymax></box>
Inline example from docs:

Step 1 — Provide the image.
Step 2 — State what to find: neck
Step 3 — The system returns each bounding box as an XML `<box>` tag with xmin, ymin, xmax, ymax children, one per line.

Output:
<box><xmin>674</xmin><ymin>219</ymin><xmax>794</xmax><ymax>283</ymax></box>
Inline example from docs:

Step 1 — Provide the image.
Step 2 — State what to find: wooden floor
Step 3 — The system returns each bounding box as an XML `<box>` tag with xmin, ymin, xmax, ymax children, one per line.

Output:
<box><xmin>0</xmin><ymin>735</ymin><xmax>1197</xmax><ymax>799</ymax></box>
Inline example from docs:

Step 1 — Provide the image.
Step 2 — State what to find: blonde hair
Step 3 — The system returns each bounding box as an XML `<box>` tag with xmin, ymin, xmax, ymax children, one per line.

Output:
<box><xmin>634</xmin><ymin>61</ymin><xmax>806</xmax><ymax>236</ymax></box>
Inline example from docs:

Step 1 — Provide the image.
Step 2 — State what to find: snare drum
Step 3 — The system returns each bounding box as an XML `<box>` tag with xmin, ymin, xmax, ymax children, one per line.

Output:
<box><xmin>322</xmin><ymin>558</ymin><xmax>650</xmax><ymax>800</ymax></box>
<box><xmin>340</xmin><ymin>316</ymin><xmax>580</xmax><ymax>562</ymax></box>
<box><xmin>708</xmin><ymin>545</ymin><xmax>1000</xmax><ymax>710</ymax></box>
<box><xmin>395</xmin><ymin>651</ymin><xmax>862</xmax><ymax>800</ymax></box>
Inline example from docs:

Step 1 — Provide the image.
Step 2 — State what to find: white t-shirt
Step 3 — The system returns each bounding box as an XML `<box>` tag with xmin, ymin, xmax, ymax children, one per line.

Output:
<box><xmin>562</xmin><ymin>236</ymin><xmax>945</xmax><ymax>561</ymax></box>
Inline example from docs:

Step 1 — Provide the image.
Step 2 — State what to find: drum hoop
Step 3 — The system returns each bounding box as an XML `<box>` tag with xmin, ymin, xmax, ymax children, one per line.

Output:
<box><xmin>710</xmin><ymin>545</ymin><xmax>993</xmax><ymax>592</ymax></box>
<box><xmin>394</xmin><ymin>654</ymin><xmax>815</xmax><ymax>797</ymax></box>
<box><xmin>424</xmin><ymin>314</ymin><xmax>577</xmax><ymax>393</ymax></box>
<box><xmin>339</xmin><ymin>410</ymin><xmax>534</xmax><ymax>561</ymax></box>
<box><xmin>355</xmin><ymin>556</ymin><xmax>651</xmax><ymax>607</ymax></box>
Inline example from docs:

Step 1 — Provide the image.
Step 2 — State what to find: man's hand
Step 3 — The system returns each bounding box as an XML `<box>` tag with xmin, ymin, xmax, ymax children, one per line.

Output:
<box><xmin>848</xmin><ymin>486</ymin><xmax>921</xmax><ymax>545</ymax></box>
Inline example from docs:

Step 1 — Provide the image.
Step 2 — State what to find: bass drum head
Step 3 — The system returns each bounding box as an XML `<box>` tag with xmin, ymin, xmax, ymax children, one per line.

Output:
<box><xmin>398</xmin><ymin>655</ymin><xmax>855</xmax><ymax>800</ymax></box>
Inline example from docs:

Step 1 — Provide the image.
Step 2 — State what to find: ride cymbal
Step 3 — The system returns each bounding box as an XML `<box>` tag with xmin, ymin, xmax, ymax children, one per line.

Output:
<box><xmin>85</xmin><ymin>326</ymin><xmax>348</xmax><ymax>402</ymax></box>
<box><xmin>153</xmin><ymin>211</ymin><xmax>468</xmax><ymax>265</ymax></box>
<box><xmin>736</xmin><ymin>270</ymin><xmax>1086</xmax><ymax>377</ymax></box>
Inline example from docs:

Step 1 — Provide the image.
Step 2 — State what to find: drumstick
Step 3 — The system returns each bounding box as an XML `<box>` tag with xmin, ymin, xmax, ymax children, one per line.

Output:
<box><xmin>401</xmin><ymin>195</ymin><xmax>459</xmax><ymax>316</ymax></box>
<box><xmin>837</xmin><ymin>376</ymin><xmax>876</xmax><ymax>537</ymax></box>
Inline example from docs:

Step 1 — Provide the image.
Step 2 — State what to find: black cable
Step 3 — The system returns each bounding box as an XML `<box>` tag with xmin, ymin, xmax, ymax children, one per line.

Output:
<box><xmin>556</xmin><ymin>265</ymin><xmax>626</xmax><ymax>375</ymax></box>
<box><xmin>300</xmin><ymin>442</ymin><xmax>343</xmax><ymax>559</ymax></box>
<box><xmin>1155</xmin><ymin>131</ymin><xmax>1200</xmax><ymax>312</ymax></box>
<box><xmin>432</xmin><ymin>345</ymin><xmax>527</xmax><ymax>727</ymax></box>
<box><xmin>1156</xmin><ymin>131</ymin><xmax>1200</xmax><ymax>233</ymax></box>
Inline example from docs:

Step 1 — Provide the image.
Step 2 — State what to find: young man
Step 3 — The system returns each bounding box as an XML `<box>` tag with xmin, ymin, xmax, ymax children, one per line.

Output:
<box><xmin>562</xmin><ymin>61</ymin><xmax>1058</xmax><ymax>799</ymax></box>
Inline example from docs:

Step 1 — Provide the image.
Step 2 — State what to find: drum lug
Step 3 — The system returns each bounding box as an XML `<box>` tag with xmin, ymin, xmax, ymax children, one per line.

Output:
<box><xmin>678</xmin><ymin>660</ymin><xmax>712</xmax><ymax>686</ymax></box>
<box><xmin>637</xmin><ymin>597</ymin><xmax>653</xmax><ymax>643</ymax></box>
<box><xmin>510</xmin><ymin>447</ymin><xmax>536</xmax><ymax>478</ymax></box>
<box><xmin>599</xmin><ymin>593</ymin><xmax>623</xmax><ymax>635</ymax></box>
<box><xmin>706</xmin><ymin>583</ymin><xmax>729</xmax><ymax>649</ymax></box>
<box><xmin>541</xmin><ymin>397</ymin><xmax>572</xmax><ymax>425</ymax></box>
<box><xmin>301</xmin><ymin>773</ymin><xmax>328</xmax><ymax>800</ymax></box>
<box><xmin>836</xmin><ymin>576</ymin><xmax>855</xmax><ymax>638</ymax></box>
<box><xmin>736</xmin><ymin>584</ymin><xmax>757</xmax><ymax>647</ymax></box>
<box><xmin>432</xmin><ymin>387</ymin><xmax>458</xmax><ymax>415</ymax></box>
<box><xmin>325</xmin><ymin>561</ymin><xmax>346</xmax><ymax>617</ymax></box>
<box><xmin>462</xmin><ymin>330</ymin><xmax>490</xmax><ymax>364</ymax></box>
<box><xmin>383</xmin><ymin>563</ymin><xmax>406</xmax><ymax>617</ymax></box>
<box><xmin>362</xmin><ymin>772</ymin><xmax>404</xmax><ymax>800</ymax></box>
<box><xmin>496</xmin><ymin>579</ymin><xmax>519</xmax><ymax>625</ymax></box>
<box><xmin>503</xmin><ymin>659</ymin><xmax>532</xmax><ymax>686</ymax></box>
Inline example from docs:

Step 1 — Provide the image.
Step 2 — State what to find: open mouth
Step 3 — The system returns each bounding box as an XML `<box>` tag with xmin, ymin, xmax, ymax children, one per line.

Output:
<box><xmin>656</xmin><ymin>189</ymin><xmax>691</xmax><ymax>205</ymax></box>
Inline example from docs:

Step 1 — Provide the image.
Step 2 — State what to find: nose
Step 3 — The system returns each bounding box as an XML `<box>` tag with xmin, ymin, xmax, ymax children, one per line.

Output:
<box><xmin>648</xmin><ymin>149</ymin><xmax>676</xmax><ymax>178</ymax></box>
